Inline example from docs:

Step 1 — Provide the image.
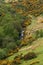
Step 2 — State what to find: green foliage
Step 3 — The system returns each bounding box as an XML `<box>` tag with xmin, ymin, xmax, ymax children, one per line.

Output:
<box><xmin>6</xmin><ymin>42</ymin><xmax>17</xmax><ymax>51</ymax></box>
<box><xmin>0</xmin><ymin>3</ymin><xmax>23</xmax><ymax>59</ymax></box>
<box><xmin>39</xmin><ymin>29</ymin><xmax>43</xmax><ymax>37</ymax></box>
<box><xmin>0</xmin><ymin>49</ymin><xmax>7</xmax><ymax>59</ymax></box>
<box><xmin>35</xmin><ymin>29</ymin><xmax>43</xmax><ymax>38</ymax></box>
<box><xmin>0</xmin><ymin>3</ymin><xmax>22</xmax><ymax>48</ymax></box>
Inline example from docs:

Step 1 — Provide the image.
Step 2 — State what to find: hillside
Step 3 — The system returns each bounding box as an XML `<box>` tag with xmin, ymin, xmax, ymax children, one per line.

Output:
<box><xmin>0</xmin><ymin>0</ymin><xmax>43</xmax><ymax>65</ymax></box>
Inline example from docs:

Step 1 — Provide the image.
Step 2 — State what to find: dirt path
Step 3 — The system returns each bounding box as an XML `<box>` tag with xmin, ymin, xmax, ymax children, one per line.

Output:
<box><xmin>19</xmin><ymin>43</ymin><xmax>40</xmax><ymax>52</ymax></box>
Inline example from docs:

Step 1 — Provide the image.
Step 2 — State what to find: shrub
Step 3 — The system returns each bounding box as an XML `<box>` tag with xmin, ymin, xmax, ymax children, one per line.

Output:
<box><xmin>6</xmin><ymin>42</ymin><xmax>16</xmax><ymax>50</ymax></box>
<box><xmin>0</xmin><ymin>50</ymin><xmax>7</xmax><ymax>59</ymax></box>
<box><xmin>23</xmin><ymin>52</ymin><xmax>37</xmax><ymax>60</ymax></box>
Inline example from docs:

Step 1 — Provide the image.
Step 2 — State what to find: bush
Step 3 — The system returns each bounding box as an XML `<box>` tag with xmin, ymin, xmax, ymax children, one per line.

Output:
<box><xmin>6</xmin><ymin>42</ymin><xmax>16</xmax><ymax>50</ymax></box>
<box><xmin>0</xmin><ymin>49</ymin><xmax>7</xmax><ymax>59</ymax></box>
<box><xmin>23</xmin><ymin>52</ymin><xmax>37</xmax><ymax>60</ymax></box>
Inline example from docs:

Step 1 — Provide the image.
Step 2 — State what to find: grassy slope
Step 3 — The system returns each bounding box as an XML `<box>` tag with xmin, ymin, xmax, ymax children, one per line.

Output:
<box><xmin>7</xmin><ymin>15</ymin><xmax>43</xmax><ymax>65</ymax></box>
<box><xmin>0</xmin><ymin>1</ymin><xmax>43</xmax><ymax>65</ymax></box>
<box><xmin>7</xmin><ymin>38</ymin><xmax>43</xmax><ymax>65</ymax></box>
<box><xmin>20</xmin><ymin>38</ymin><xmax>43</xmax><ymax>65</ymax></box>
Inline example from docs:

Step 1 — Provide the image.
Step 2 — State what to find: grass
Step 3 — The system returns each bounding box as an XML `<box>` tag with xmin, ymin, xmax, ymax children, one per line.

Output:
<box><xmin>7</xmin><ymin>38</ymin><xmax>43</xmax><ymax>65</ymax></box>
<box><xmin>20</xmin><ymin>38</ymin><xmax>43</xmax><ymax>65</ymax></box>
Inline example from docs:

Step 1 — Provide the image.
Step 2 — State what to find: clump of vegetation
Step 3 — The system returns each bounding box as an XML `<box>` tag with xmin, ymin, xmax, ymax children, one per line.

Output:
<box><xmin>0</xmin><ymin>49</ymin><xmax>7</xmax><ymax>59</ymax></box>
<box><xmin>30</xmin><ymin>60</ymin><xmax>40</xmax><ymax>65</ymax></box>
<box><xmin>23</xmin><ymin>52</ymin><xmax>37</xmax><ymax>60</ymax></box>
<box><xmin>12</xmin><ymin>56</ymin><xmax>22</xmax><ymax>65</ymax></box>
<box><xmin>35</xmin><ymin>29</ymin><xmax>43</xmax><ymax>39</ymax></box>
